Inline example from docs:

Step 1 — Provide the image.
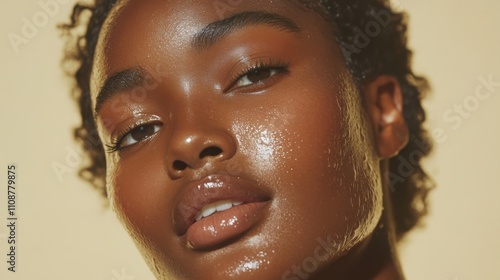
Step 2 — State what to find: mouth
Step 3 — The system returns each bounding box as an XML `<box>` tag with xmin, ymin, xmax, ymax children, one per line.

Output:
<box><xmin>173</xmin><ymin>175</ymin><xmax>271</xmax><ymax>250</ymax></box>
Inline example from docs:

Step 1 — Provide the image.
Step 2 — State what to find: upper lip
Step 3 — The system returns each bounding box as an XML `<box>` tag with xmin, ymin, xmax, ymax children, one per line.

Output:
<box><xmin>173</xmin><ymin>174</ymin><xmax>271</xmax><ymax>236</ymax></box>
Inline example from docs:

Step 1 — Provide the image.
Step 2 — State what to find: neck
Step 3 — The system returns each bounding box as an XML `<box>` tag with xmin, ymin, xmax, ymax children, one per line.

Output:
<box><xmin>312</xmin><ymin>161</ymin><xmax>405</xmax><ymax>280</ymax></box>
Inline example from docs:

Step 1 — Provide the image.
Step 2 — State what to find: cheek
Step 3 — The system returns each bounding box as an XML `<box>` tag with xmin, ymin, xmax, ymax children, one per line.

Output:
<box><xmin>233</xmin><ymin>78</ymin><xmax>383</xmax><ymax>262</ymax></box>
<box><xmin>105</xmin><ymin>154</ymin><xmax>175</xmax><ymax>260</ymax></box>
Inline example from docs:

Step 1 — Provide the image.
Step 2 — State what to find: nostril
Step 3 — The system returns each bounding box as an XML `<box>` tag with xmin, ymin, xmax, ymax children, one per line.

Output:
<box><xmin>173</xmin><ymin>160</ymin><xmax>188</xmax><ymax>171</ymax></box>
<box><xmin>199</xmin><ymin>146</ymin><xmax>223</xmax><ymax>159</ymax></box>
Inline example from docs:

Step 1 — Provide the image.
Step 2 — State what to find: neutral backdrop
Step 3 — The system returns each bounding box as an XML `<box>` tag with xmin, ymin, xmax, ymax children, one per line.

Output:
<box><xmin>1</xmin><ymin>0</ymin><xmax>499</xmax><ymax>279</ymax></box>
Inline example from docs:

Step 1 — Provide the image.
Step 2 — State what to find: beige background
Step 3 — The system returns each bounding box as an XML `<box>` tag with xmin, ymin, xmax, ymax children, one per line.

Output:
<box><xmin>0</xmin><ymin>0</ymin><xmax>499</xmax><ymax>279</ymax></box>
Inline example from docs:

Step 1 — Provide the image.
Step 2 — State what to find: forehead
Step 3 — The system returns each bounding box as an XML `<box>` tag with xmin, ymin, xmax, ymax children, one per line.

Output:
<box><xmin>91</xmin><ymin>0</ymin><xmax>334</xmax><ymax>94</ymax></box>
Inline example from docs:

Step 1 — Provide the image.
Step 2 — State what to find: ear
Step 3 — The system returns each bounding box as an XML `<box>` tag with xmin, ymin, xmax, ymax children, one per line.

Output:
<box><xmin>363</xmin><ymin>76</ymin><xmax>409</xmax><ymax>159</ymax></box>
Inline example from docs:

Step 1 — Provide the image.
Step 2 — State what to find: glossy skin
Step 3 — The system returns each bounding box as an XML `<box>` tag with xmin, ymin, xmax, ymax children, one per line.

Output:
<box><xmin>91</xmin><ymin>0</ymin><xmax>407</xmax><ymax>279</ymax></box>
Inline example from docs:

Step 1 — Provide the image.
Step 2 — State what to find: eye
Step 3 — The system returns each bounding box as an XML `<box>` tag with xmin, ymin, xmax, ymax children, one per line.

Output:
<box><xmin>119</xmin><ymin>123</ymin><xmax>162</xmax><ymax>149</ymax></box>
<box><xmin>235</xmin><ymin>68</ymin><xmax>281</xmax><ymax>87</ymax></box>
<box><xmin>230</xmin><ymin>59</ymin><xmax>290</xmax><ymax>91</ymax></box>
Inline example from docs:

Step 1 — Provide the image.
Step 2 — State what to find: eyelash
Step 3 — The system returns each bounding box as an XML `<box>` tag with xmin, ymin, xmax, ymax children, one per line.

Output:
<box><xmin>229</xmin><ymin>59</ymin><xmax>290</xmax><ymax>90</ymax></box>
<box><xmin>105</xmin><ymin>121</ymin><xmax>162</xmax><ymax>153</ymax></box>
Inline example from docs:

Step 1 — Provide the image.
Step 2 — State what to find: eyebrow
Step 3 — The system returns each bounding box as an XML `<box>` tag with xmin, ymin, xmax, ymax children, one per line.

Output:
<box><xmin>95</xmin><ymin>12</ymin><xmax>301</xmax><ymax>114</ymax></box>
<box><xmin>192</xmin><ymin>11</ymin><xmax>302</xmax><ymax>50</ymax></box>
<box><xmin>95</xmin><ymin>67</ymin><xmax>145</xmax><ymax>114</ymax></box>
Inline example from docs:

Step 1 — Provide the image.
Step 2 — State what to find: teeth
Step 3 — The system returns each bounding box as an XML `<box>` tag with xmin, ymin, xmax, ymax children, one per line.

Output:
<box><xmin>194</xmin><ymin>211</ymin><xmax>202</xmax><ymax>222</ymax></box>
<box><xmin>195</xmin><ymin>200</ymin><xmax>245</xmax><ymax>222</ymax></box>
<box><xmin>216</xmin><ymin>200</ymin><xmax>233</xmax><ymax>211</ymax></box>
<box><xmin>201</xmin><ymin>205</ymin><xmax>216</xmax><ymax>218</ymax></box>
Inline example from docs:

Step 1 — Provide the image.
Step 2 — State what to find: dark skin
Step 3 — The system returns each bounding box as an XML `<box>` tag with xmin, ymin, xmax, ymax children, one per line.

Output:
<box><xmin>91</xmin><ymin>0</ymin><xmax>409</xmax><ymax>279</ymax></box>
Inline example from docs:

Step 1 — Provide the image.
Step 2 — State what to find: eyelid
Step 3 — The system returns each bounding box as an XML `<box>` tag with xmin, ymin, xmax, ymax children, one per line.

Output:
<box><xmin>119</xmin><ymin>123</ymin><xmax>162</xmax><ymax>149</ymax></box>
<box><xmin>106</xmin><ymin>114</ymin><xmax>162</xmax><ymax>152</ymax></box>
<box><xmin>225</xmin><ymin>58</ymin><xmax>290</xmax><ymax>93</ymax></box>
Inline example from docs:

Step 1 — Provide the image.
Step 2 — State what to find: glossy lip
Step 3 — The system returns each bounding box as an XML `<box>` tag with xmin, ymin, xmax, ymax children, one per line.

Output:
<box><xmin>173</xmin><ymin>174</ymin><xmax>271</xmax><ymax>237</ymax></box>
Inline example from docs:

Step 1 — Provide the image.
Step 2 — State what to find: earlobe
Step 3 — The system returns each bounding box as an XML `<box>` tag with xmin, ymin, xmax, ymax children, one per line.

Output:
<box><xmin>363</xmin><ymin>76</ymin><xmax>409</xmax><ymax>159</ymax></box>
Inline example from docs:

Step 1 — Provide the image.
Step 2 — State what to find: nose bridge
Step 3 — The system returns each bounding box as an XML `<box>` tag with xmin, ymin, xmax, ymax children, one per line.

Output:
<box><xmin>165</xmin><ymin>105</ymin><xmax>237</xmax><ymax>179</ymax></box>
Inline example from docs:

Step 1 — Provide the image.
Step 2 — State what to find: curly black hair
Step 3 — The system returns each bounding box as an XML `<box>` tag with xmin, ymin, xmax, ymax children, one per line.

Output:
<box><xmin>60</xmin><ymin>0</ymin><xmax>433</xmax><ymax>241</ymax></box>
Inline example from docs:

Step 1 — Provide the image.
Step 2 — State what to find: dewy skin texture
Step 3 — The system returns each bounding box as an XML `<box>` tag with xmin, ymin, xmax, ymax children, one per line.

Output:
<box><xmin>88</xmin><ymin>0</ymin><xmax>408</xmax><ymax>279</ymax></box>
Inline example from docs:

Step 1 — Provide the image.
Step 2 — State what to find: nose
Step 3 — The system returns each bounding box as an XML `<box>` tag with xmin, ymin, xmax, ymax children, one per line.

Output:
<box><xmin>165</xmin><ymin>127</ymin><xmax>237</xmax><ymax>179</ymax></box>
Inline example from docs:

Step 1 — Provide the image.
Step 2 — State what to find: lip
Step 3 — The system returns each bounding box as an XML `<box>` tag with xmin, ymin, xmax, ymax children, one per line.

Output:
<box><xmin>173</xmin><ymin>174</ymin><xmax>271</xmax><ymax>250</ymax></box>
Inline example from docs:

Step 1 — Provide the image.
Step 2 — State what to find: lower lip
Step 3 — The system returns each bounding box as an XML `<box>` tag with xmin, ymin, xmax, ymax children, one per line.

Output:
<box><xmin>185</xmin><ymin>201</ymin><xmax>269</xmax><ymax>250</ymax></box>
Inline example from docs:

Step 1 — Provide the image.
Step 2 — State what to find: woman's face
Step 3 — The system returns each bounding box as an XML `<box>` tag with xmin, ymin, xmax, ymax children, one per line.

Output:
<box><xmin>91</xmin><ymin>0</ymin><xmax>383</xmax><ymax>279</ymax></box>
